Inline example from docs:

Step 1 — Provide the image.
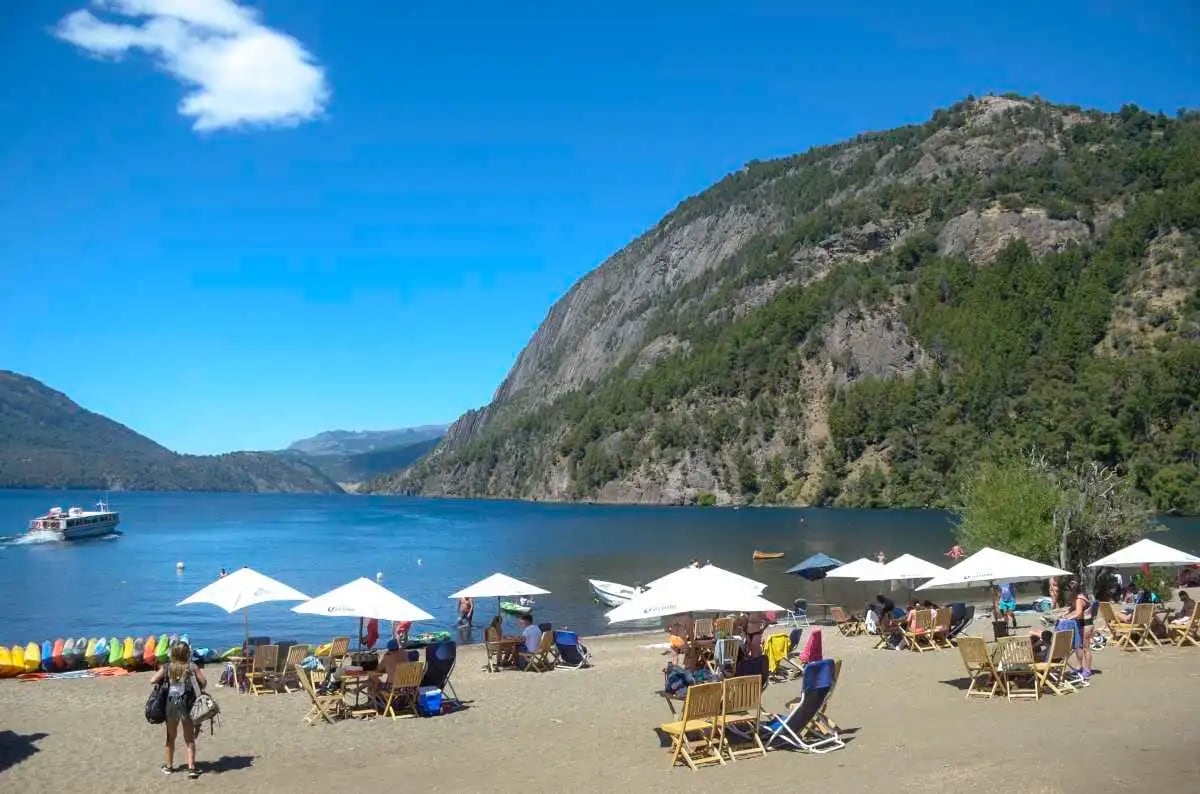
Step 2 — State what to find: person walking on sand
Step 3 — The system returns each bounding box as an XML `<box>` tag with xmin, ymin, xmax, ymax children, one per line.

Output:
<box><xmin>150</xmin><ymin>640</ymin><xmax>207</xmax><ymax>779</ymax></box>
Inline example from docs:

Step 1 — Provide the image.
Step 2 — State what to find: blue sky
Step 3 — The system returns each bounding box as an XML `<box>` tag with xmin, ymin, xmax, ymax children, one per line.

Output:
<box><xmin>1</xmin><ymin>1</ymin><xmax>1197</xmax><ymax>454</ymax></box>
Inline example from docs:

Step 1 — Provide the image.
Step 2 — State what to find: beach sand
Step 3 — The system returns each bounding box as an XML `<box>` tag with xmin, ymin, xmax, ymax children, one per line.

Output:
<box><xmin>2</xmin><ymin>622</ymin><xmax>1198</xmax><ymax>793</ymax></box>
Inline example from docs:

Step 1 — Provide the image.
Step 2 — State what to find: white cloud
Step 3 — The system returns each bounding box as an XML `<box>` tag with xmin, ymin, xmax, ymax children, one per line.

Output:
<box><xmin>55</xmin><ymin>0</ymin><xmax>330</xmax><ymax>131</ymax></box>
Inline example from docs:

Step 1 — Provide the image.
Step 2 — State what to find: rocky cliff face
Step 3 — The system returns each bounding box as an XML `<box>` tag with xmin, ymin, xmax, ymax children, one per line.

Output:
<box><xmin>369</xmin><ymin>96</ymin><xmax>1200</xmax><ymax>513</ymax></box>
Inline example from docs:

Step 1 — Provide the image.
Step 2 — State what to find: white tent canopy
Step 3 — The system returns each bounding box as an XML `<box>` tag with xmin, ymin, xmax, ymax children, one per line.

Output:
<box><xmin>293</xmin><ymin>577</ymin><xmax>434</xmax><ymax>622</ymax></box>
<box><xmin>606</xmin><ymin>565</ymin><xmax>783</xmax><ymax>624</ymax></box>
<box><xmin>857</xmin><ymin>553</ymin><xmax>945</xmax><ymax>582</ymax></box>
<box><xmin>1088</xmin><ymin>538</ymin><xmax>1200</xmax><ymax>568</ymax></box>
<box><xmin>178</xmin><ymin>567</ymin><xmax>309</xmax><ymax>613</ymax></box>
<box><xmin>645</xmin><ymin>564</ymin><xmax>766</xmax><ymax>594</ymax></box>
<box><xmin>825</xmin><ymin>557</ymin><xmax>886</xmax><ymax>579</ymax></box>
<box><xmin>449</xmin><ymin>572</ymin><xmax>550</xmax><ymax>599</ymax></box>
<box><xmin>918</xmin><ymin>547</ymin><xmax>1071</xmax><ymax>591</ymax></box>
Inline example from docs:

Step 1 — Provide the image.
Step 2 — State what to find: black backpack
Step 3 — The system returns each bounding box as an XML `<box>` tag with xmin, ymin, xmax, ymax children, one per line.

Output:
<box><xmin>145</xmin><ymin>678</ymin><xmax>168</xmax><ymax>724</ymax></box>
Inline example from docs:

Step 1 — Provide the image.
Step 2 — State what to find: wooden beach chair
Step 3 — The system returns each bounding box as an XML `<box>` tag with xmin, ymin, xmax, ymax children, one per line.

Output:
<box><xmin>693</xmin><ymin>618</ymin><xmax>715</xmax><ymax>640</ymax></box>
<box><xmin>278</xmin><ymin>644</ymin><xmax>310</xmax><ymax>693</ymax></box>
<box><xmin>716</xmin><ymin>675</ymin><xmax>767</xmax><ymax>761</ymax></box>
<box><xmin>660</xmin><ymin>681</ymin><xmax>726</xmax><ymax>770</ymax></box>
<box><xmin>1032</xmin><ymin>630</ymin><xmax>1076</xmax><ymax>696</ymax></box>
<box><xmin>993</xmin><ymin>636</ymin><xmax>1039</xmax><ymax>701</ymax></box>
<box><xmin>1099</xmin><ymin>602</ymin><xmax>1139</xmax><ymax>651</ymax></box>
<box><xmin>713</xmin><ymin>617</ymin><xmax>735</xmax><ymax>637</ymax></box>
<box><xmin>1130</xmin><ymin>603</ymin><xmax>1161</xmax><ymax>649</ymax></box>
<box><xmin>712</xmin><ymin>637</ymin><xmax>741</xmax><ymax>676</ymax></box>
<box><xmin>831</xmin><ymin>606</ymin><xmax>864</xmax><ymax>636</ymax></box>
<box><xmin>932</xmin><ymin>608</ymin><xmax>953</xmax><ymax>649</ymax></box>
<box><xmin>956</xmin><ymin>637</ymin><xmax>999</xmax><ymax>700</ymax></box>
<box><xmin>874</xmin><ymin>616</ymin><xmax>905</xmax><ymax>650</ymax></box>
<box><xmin>325</xmin><ymin>636</ymin><xmax>350</xmax><ymax>669</ymax></box>
<box><xmin>518</xmin><ymin>631</ymin><xmax>554</xmax><ymax>672</ymax></box>
<box><xmin>903</xmin><ymin>611</ymin><xmax>937</xmax><ymax>653</ymax></box>
<box><xmin>297</xmin><ymin>664</ymin><xmax>344</xmax><ymax>726</ymax></box>
<box><xmin>378</xmin><ymin>661</ymin><xmax>425</xmax><ymax>720</ymax></box>
<box><xmin>1168</xmin><ymin>603</ymin><xmax>1199</xmax><ymax>647</ymax></box>
<box><xmin>248</xmin><ymin>644</ymin><xmax>279</xmax><ymax>695</ymax></box>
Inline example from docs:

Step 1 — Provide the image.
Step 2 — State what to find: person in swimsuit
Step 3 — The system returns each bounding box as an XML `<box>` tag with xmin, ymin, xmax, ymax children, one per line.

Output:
<box><xmin>1062</xmin><ymin>582</ymin><xmax>1094</xmax><ymax>678</ymax></box>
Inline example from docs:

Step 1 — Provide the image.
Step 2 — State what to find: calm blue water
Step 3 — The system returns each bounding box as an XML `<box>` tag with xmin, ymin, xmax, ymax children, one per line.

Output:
<box><xmin>2</xmin><ymin>491</ymin><xmax>1197</xmax><ymax>651</ymax></box>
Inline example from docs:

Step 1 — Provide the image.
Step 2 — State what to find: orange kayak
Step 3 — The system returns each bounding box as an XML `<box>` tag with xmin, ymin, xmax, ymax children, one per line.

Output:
<box><xmin>753</xmin><ymin>550</ymin><xmax>785</xmax><ymax>560</ymax></box>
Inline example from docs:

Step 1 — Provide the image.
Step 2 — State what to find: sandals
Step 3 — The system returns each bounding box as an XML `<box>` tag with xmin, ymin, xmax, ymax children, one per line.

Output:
<box><xmin>188</xmin><ymin>768</ymin><xmax>201</xmax><ymax>780</ymax></box>
<box><xmin>161</xmin><ymin>765</ymin><xmax>174</xmax><ymax>775</ymax></box>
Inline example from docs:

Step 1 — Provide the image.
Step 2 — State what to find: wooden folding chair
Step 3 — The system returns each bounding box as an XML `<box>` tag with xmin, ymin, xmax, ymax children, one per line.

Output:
<box><xmin>325</xmin><ymin>636</ymin><xmax>350</xmax><ymax>669</ymax></box>
<box><xmin>874</xmin><ymin>616</ymin><xmax>905</xmax><ymax>650</ymax></box>
<box><xmin>659</xmin><ymin>681</ymin><xmax>725</xmax><ymax>770</ymax></box>
<box><xmin>716</xmin><ymin>675</ymin><xmax>766</xmax><ymax>761</ymax></box>
<box><xmin>903</xmin><ymin>611</ymin><xmax>937</xmax><ymax>653</ymax></box>
<box><xmin>1130</xmin><ymin>603</ymin><xmax>1161</xmax><ymax>649</ymax></box>
<box><xmin>693</xmin><ymin>618</ymin><xmax>715</xmax><ymax>640</ymax></box>
<box><xmin>994</xmin><ymin>636</ymin><xmax>1039</xmax><ymax>701</ymax></box>
<box><xmin>278</xmin><ymin>644</ymin><xmax>310</xmax><ymax>693</ymax></box>
<box><xmin>713</xmin><ymin>617</ymin><xmax>735</xmax><ymax>637</ymax></box>
<box><xmin>248</xmin><ymin>644</ymin><xmax>279</xmax><ymax>695</ymax></box>
<box><xmin>710</xmin><ymin>637</ymin><xmax>741</xmax><ymax>676</ymax></box>
<box><xmin>1099</xmin><ymin>602</ymin><xmax>1139</xmax><ymax>651</ymax></box>
<box><xmin>377</xmin><ymin>661</ymin><xmax>425</xmax><ymax>720</ymax></box>
<box><xmin>932</xmin><ymin>608</ymin><xmax>953</xmax><ymax>649</ymax></box>
<box><xmin>1168</xmin><ymin>603</ymin><xmax>1199</xmax><ymax>647</ymax></box>
<box><xmin>831</xmin><ymin>606</ymin><xmax>864</xmax><ymax>636</ymax></box>
<box><xmin>956</xmin><ymin>637</ymin><xmax>999</xmax><ymax>699</ymax></box>
<box><xmin>1033</xmin><ymin>630</ymin><xmax>1076</xmax><ymax>695</ymax></box>
<box><xmin>297</xmin><ymin>664</ymin><xmax>345</xmax><ymax>726</ymax></box>
<box><xmin>518</xmin><ymin>631</ymin><xmax>554</xmax><ymax>672</ymax></box>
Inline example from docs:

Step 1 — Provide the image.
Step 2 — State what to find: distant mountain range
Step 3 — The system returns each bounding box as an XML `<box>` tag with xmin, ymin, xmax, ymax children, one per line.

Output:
<box><xmin>287</xmin><ymin>426</ymin><xmax>447</xmax><ymax>457</ymax></box>
<box><xmin>0</xmin><ymin>371</ymin><xmax>342</xmax><ymax>493</ymax></box>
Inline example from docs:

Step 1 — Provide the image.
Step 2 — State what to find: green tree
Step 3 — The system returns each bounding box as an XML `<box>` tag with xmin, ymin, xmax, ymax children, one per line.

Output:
<box><xmin>955</xmin><ymin>458</ymin><xmax>1065</xmax><ymax>563</ymax></box>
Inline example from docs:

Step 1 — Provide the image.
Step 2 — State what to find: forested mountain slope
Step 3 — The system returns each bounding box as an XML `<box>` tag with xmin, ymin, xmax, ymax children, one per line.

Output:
<box><xmin>369</xmin><ymin>96</ymin><xmax>1200</xmax><ymax>514</ymax></box>
<box><xmin>0</xmin><ymin>371</ymin><xmax>343</xmax><ymax>493</ymax></box>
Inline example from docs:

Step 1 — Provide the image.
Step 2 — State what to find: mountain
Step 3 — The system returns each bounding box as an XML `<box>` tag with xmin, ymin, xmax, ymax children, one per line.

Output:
<box><xmin>287</xmin><ymin>426</ymin><xmax>447</xmax><ymax>457</ymax></box>
<box><xmin>368</xmin><ymin>95</ymin><xmax>1200</xmax><ymax>515</ymax></box>
<box><xmin>0</xmin><ymin>371</ymin><xmax>343</xmax><ymax>493</ymax></box>
<box><xmin>282</xmin><ymin>437</ymin><xmax>443</xmax><ymax>487</ymax></box>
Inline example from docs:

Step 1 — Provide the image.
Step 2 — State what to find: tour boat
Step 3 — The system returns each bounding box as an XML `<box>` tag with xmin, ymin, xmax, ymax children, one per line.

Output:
<box><xmin>588</xmin><ymin>579</ymin><xmax>646</xmax><ymax>607</ymax></box>
<box><xmin>752</xmin><ymin>550</ymin><xmax>786</xmax><ymax>560</ymax></box>
<box><xmin>26</xmin><ymin>500</ymin><xmax>120</xmax><ymax>540</ymax></box>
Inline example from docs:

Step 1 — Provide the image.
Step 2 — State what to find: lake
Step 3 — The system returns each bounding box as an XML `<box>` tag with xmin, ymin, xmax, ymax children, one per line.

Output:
<box><xmin>2</xmin><ymin>490</ymin><xmax>1197</xmax><ymax>650</ymax></box>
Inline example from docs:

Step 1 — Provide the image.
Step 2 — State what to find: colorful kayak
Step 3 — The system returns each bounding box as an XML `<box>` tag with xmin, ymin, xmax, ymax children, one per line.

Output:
<box><xmin>84</xmin><ymin>638</ymin><xmax>98</xmax><ymax>667</ymax></box>
<box><xmin>41</xmin><ymin>640</ymin><xmax>53</xmax><ymax>671</ymax></box>
<box><xmin>52</xmin><ymin>638</ymin><xmax>66</xmax><ymax>670</ymax></box>
<box><xmin>23</xmin><ymin>642</ymin><xmax>40</xmax><ymax>673</ymax></box>
<box><xmin>11</xmin><ymin>645</ymin><xmax>26</xmax><ymax>675</ymax></box>
<box><xmin>499</xmin><ymin>601</ymin><xmax>532</xmax><ymax>615</ymax></box>
<box><xmin>156</xmin><ymin>634</ymin><xmax>170</xmax><ymax>664</ymax></box>
<box><xmin>126</xmin><ymin>638</ymin><xmax>139</xmax><ymax>668</ymax></box>
<box><xmin>108</xmin><ymin>637</ymin><xmax>122</xmax><ymax>666</ymax></box>
<box><xmin>143</xmin><ymin>635</ymin><xmax>157</xmax><ymax>667</ymax></box>
<box><xmin>0</xmin><ymin>646</ymin><xmax>13</xmax><ymax>677</ymax></box>
<box><xmin>752</xmin><ymin>550</ymin><xmax>786</xmax><ymax>560</ymax></box>
<box><xmin>74</xmin><ymin>637</ymin><xmax>88</xmax><ymax>666</ymax></box>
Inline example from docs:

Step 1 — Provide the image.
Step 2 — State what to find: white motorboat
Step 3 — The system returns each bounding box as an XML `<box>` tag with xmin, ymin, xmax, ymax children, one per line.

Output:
<box><xmin>588</xmin><ymin>578</ymin><xmax>645</xmax><ymax>607</ymax></box>
<box><xmin>26</xmin><ymin>499</ymin><xmax>120</xmax><ymax>540</ymax></box>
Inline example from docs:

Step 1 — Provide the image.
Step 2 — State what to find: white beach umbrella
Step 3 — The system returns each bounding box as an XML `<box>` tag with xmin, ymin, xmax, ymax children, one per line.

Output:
<box><xmin>294</xmin><ymin>577</ymin><xmax>434</xmax><ymax>649</ymax></box>
<box><xmin>293</xmin><ymin>577</ymin><xmax>434</xmax><ymax>622</ymax></box>
<box><xmin>825</xmin><ymin>557</ymin><xmax>887</xmax><ymax>579</ymax></box>
<box><xmin>178</xmin><ymin>567</ymin><xmax>309</xmax><ymax>645</ymax></box>
<box><xmin>645</xmin><ymin>564</ymin><xmax>766</xmax><ymax>594</ymax></box>
<box><xmin>856</xmin><ymin>553</ymin><xmax>945</xmax><ymax>582</ymax></box>
<box><xmin>606</xmin><ymin>565</ymin><xmax>784</xmax><ymax>624</ymax></box>
<box><xmin>917</xmin><ymin>547</ymin><xmax>1071</xmax><ymax>591</ymax></box>
<box><xmin>449</xmin><ymin>572</ymin><xmax>551</xmax><ymax>618</ymax></box>
<box><xmin>1087</xmin><ymin>538</ymin><xmax>1200</xmax><ymax>568</ymax></box>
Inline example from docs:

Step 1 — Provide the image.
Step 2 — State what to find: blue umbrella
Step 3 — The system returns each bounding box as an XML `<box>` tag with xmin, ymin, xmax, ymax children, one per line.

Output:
<box><xmin>786</xmin><ymin>553</ymin><xmax>844</xmax><ymax>581</ymax></box>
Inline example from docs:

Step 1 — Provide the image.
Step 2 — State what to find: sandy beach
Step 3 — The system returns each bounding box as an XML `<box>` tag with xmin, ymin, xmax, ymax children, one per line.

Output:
<box><xmin>3</xmin><ymin>619</ymin><xmax>1199</xmax><ymax>793</ymax></box>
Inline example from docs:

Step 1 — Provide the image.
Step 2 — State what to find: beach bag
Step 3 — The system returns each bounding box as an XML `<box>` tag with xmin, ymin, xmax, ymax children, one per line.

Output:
<box><xmin>189</xmin><ymin>673</ymin><xmax>221</xmax><ymax>735</ymax></box>
<box><xmin>144</xmin><ymin>678</ymin><xmax>168</xmax><ymax>724</ymax></box>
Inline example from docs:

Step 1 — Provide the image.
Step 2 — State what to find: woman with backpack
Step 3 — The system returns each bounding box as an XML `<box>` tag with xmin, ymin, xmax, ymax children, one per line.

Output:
<box><xmin>149</xmin><ymin>640</ymin><xmax>207</xmax><ymax>778</ymax></box>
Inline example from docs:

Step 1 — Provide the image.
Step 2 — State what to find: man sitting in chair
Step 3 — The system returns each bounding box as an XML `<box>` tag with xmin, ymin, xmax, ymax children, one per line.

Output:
<box><xmin>515</xmin><ymin>614</ymin><xmax>542</xmax><ymax>669</ymax></box>
<box><xmin>1171</xmin><ymin>591</ymin><xmax>1196</xmax><ymax>624</ymax></box>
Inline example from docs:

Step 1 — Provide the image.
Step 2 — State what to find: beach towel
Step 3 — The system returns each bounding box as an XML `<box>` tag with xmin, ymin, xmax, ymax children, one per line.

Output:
<box><xmin>1057</xmin><ymin>618</ymin><xmax>1083</xmax><ymax>650</ymax></box>
<box><xmin>798</xmin><ymin>628</ymin><xmax>823</xmax><ymax>664</ymax></box>
<box><xmin>764</xmin><ymin>633</ymin><xmax>790</xmax><ymax>674</ymax></box>
<box><xmin>802</xmin><ymin>657</ymin><xmax>835</xmax><ymax>690</ymax></box>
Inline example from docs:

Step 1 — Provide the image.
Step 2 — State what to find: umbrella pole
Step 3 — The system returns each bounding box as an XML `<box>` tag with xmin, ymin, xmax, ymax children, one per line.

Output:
<box><xmin>243</xmin><ymin>610</ymin><xmax>249</xmax><ymax>652</ymax></box>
